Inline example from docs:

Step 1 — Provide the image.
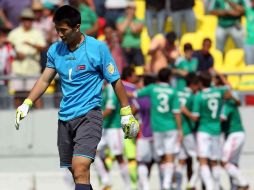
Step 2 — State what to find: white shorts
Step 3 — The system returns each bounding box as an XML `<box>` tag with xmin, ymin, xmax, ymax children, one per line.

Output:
<box><xmin>153</xmin><ymin>130</ymin><xmax>178</xmax><ymax>157</ymax></box>
<box><xmin>136</xmin><ymin>138</ymin><xmax>159</xmax><ymax>163</ymax></box>
<box><xmin>178</xmin><ymin>133</ymin><xmax>197</xmax><ymax>160</ymax></box>
<box><xmin>222</xmin><ymin>132</ymin><xmax>245</xmax><ymax>164</ymax></box>
<box><xmin>197</xmin><ymin>132</ymin><xmax>221</xmax><ymax>160</ymax></box>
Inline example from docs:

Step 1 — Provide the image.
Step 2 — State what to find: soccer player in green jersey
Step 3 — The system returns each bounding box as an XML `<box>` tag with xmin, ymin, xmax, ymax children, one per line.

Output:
<box><xmin>192</xmin><ymin>71</ymin><xmax>238</xmax><ymax>190</ymax></box>
<box><xmin>131</xmin><ymin>68</ymin><xmax>182</xmax><ymax>190</ymax></box>
<box><xmin>175</xmin><ymin>73</ymin><xmax>200</xmax><ymax>190</ymax></box>
<box><xmin>221</xmin><ymin>93</ymin><xmax>249</xmax><ymax>190</ymax></box>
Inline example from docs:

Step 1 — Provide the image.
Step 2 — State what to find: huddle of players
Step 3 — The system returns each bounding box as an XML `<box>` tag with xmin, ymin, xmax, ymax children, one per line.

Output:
<box><xmin>95</xmin><ymin>66</ymin><xmax>249</xmax><ymax>190</ymax></box>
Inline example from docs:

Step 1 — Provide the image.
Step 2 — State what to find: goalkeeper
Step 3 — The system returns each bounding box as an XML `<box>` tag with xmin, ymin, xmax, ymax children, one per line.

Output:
<box><xmin>15</xmin><ymin>5</ymin><xmax>139</xmax><ymax>190</ymax></box>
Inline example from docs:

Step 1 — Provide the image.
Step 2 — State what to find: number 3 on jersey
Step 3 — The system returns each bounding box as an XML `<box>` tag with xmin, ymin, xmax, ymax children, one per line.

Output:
<box><xmin>157</xmin><ymin>93</ymin><xmax>169</xmax><ymax>113</ymax></box>
<box><xmin>208</xmin><ymin>98</ymin><xmax>218</xmax><ymax>119</ymax></box>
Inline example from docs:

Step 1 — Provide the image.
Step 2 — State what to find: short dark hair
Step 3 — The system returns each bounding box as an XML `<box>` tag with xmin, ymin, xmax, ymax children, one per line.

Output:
<box><xmin>203</xmin><ymin>38</ymin><xmax>212</xmax><ymax>44</ymax></box>
<box><xmin>184</xmin><ymin>43</ymin><xmax>193</xmax><ymax>51</ymax></box>
<box><xmin>121</xmin><ymin>66</ymin><xmax>135</xmax><ymax>80</ymax></box>
<box><xmin>158</xmin><ymin>68</ymin><xmax>171</xmax><ymax>83</ymax></box>
<box><xmin>199</xmin><ymin>71</ymin><xmax>212</xmax><ymax>87</ymax></box>
<box><xmin>185</xmin><ymin>72</ymin><xmax>199</xmax><ymax>86</ymax></box>
<box><xmin>53</xmin><ymin>5</ymin><xmax>81</xmax><ymax>27</ymax></box>
<box><xmin>143</xmin><ymin>75</ymin><xmax>157</xmax><ymax>86</ymax></box>
<box><xmin>165</xmin><ymin>31</ymin><xmax>177</xmax><ymax>44</ymax></box>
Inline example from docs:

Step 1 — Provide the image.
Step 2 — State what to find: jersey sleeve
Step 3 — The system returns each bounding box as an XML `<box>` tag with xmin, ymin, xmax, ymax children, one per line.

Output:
<box><xmin>171</xmin><ymin>91</ymin><xmax>180</xmax><ymax>113</ymax></box>
<box><xmin>99</xmin><ymin>42</ymin><xmax>120</xmax><ymax>83</ymax></box>
<box><xmin>46</xmin><ymin>44</ymin><xmax>56</xmax><ymax>69</ymax></box>
<box><xmin>137</xmin><ymin>84</ymin><xmax>153</xmax><ymax>98</ymax></box>
<box><xmin>192</xmin><ymin>93</ymin><xmax>201</xmax><ymax>117</ymax></box>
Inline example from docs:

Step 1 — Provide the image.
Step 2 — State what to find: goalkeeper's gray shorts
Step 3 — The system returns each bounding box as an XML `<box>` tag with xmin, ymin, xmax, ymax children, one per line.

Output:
<box><xmin>57</xmin><ymin>108</ymin><xmax>103</xmax><ymax>168</ymax></box>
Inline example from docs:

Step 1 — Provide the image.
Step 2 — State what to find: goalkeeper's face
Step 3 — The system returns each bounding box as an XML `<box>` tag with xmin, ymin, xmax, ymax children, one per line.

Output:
<box><xmin>55</xmin><ymin>22</ymin><xmax>80</xmax><ymax>45</ymax></box>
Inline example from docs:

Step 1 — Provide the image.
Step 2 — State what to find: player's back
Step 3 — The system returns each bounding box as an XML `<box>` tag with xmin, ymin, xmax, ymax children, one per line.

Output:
<box><xmin>148</xmin><ymin>83</ymin><xmax>179</xmax><ymax>132</ymax></box>
<box><xmin>193</xmin><ymin>87</ymin><xmax>225</xmax><ymax>135</ymax></box>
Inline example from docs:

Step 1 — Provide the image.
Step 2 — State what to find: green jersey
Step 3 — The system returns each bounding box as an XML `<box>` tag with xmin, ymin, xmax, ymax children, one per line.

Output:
<box><xmin>192</xmin><ymin>87</ymin><xmax>227</xmax><ymax>135</ymax></box>
<box><xmin>79</xmin><ymin>4</ymin><xmax>98</xmax><ymax>33</ymax></box>
<box><xmin>209</xmin><ymin>0</ymin><xmax>244</xmax><ymax>27</ymax></box>
<box><xmin>102</xmin><ymin>84</ymin><xmax>121</xmax><ymax>129</ymax></box>
<box><xmin>175</xmin><ymin>57</ymin><xmax>198</xmax><ymax>91</ymax></box>
<box><xmin>178</xmin><ymin>88</ymin><xmax>195</xmax><ymax>136</ymax></box>
<box><xmin>245</xmin><ymin>6</ymin><xmax>254</xmax><ymax>45</ymax></box>
<box><xmin>137</xmin><ymin>83</ymin><xmax>180</xmax><ymax>132</ymax></box>
<box><xmin>221</xmin><ymin>100</ymin><xmax>244</xmax><ymax>136</ymax></box>
<box><xmin>117</xmin><ymin>17</ymin><xmax>144</xmax><ymax>49</ymax></box>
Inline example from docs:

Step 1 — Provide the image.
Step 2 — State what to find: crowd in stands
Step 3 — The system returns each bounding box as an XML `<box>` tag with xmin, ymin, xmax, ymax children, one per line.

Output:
<box><xmin>0</xmin><ymin>0</ymin><xmax>254</xmax><ymax>109</ymax></box>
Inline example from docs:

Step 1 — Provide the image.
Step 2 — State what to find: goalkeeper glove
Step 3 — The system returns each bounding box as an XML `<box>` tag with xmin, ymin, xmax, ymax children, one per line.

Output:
<box><xmin>120</xmin><ymin>105</ymin><xmax>139</xmax><ymax>139</ymax></box>
<box><xmin>15</xmin><ymin>98</ymin><xmax>33</xmax><ymax>130</ymax></box>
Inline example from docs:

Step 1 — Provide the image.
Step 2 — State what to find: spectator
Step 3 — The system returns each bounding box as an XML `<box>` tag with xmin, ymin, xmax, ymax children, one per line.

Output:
<box><xmin>0</xmin><ymin>0</ymin><xmax>32</xmax><ymax>29</ymax></box>
<box><xmin>93</xmin><ymin>0</ymin><xmax>106</xmax><ymax>17</ymax></box>
<box><xmin>147</xmin><ymin>31</ymin><xmax>179</xmax><ymax>74</ymax></box>
<box><xmin>104</xmin><ymin>24</ymin><xmax>126</xmax><ymax>74</ymax></box>
<box><xmin>33</xmin><ymin>1</ymin><xmax>58</xmax><ymax>71</ymax></box>
<box><xmin>244</xmin><ymin>0</ymin><xmax>254</xmax><ymax>65</ymax></box>
<box><xmin>170</xmin><ymin>0</ymin><xmax>196</xmax><ymax>39</ymax></box>
<box><xmin>193</xmin><ymin>38</ymin><xmax>214</xmax><ymax>72</ymax></box>
<box><xmin>116</xmin><ymin>1</ymin><xmax>144</xmax><ymax>66</ymax></box>
<box><xmin>145</xmin><ymin>0</ymin><xmax>167</xmax><ymax>37</ymax></box>
<box><xmin>173</xmin><ymin>43</ymin><xmax>198</xmax><ymax>91</ymax></box>
<box><xmin>104</xmin><ymin>0</ymin><xmax>128</xmax><ymax>27</ymax></box>
<box><xmin>209</xmin><ymin>0</ymin><xmax>244</xmax><ymax>52</ymax></box>
<box><xmin>7</xmin><ymin>8</ymin><xmax>46</xmax><ymax>108</ymax></box>
<box><xmin>0</xmin><ymin>27</ymin><xmax>14</xmax><ymax>109</ymax></box>
<box><xmin>42</xmin><ymin>1</ymin><xmax>59</xmax><ymax>44</ymax></box>
<box><xmin>69</xmin><ymin>0</ymin><xmax>99</xmax><ymax>37</ymax></box>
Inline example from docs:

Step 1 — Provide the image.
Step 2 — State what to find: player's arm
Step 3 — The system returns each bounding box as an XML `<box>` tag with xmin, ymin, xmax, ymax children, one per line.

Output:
<box><xmin>181</xmin><ymin>106</ymin><xmax>197</xmax><ymax>121</ymax></box>
<box><xmin>172</xmin><ymin>92</ymin><xmax>183</xmax><ymax>142</ymax></box>
<box><xmin>225</xmin><ymin>0</ymin><xmax>245</xmax><ymax>14</ymax></box>
<box><xmin>27</xmin><ymin>68</ymin><xmax>57</xmax><ymax>102</ymax></box>
<box><xmin>220</xmin><ymin>103</ymin><xmax>231</xmax><ymax>122</ymax></box>
<box><xmin>130</xmin><ymin>20</ymin><xmax>143</xmax><ymax>34</ymax></box>
<box><xmin>191</xmin><ymin>94</ymin><xmax>201</xmax><ymax>122</ymax></box>
<box><xmin>223</xmin><ymin>90</ymin><xmax>241</xmax><ymax>106</ymax></box>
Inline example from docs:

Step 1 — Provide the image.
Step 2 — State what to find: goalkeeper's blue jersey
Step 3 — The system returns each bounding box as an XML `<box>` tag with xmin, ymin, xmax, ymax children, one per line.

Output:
<box><xmin>46</xmin><ymin>35</ymin><xmax>120</xmax><ymax>121</ymax></box>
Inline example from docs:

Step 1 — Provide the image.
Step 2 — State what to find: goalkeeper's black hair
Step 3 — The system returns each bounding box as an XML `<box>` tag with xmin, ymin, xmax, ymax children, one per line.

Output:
<box><xmin>53</xmin><ymin>5</ymin><xmax>81</xmax><ymax>27</ymax></box>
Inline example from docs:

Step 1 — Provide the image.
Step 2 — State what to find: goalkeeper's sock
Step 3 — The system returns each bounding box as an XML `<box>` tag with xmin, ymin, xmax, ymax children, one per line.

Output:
<box><xmin>75</xmin><ymin>184</ymin><xmax>93</xmax><ymax>190</ymax></box>
<box><xmin>128</xmin><ymin>160</ymin><xmax>138</xmax><ymax>189</ymax></box>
